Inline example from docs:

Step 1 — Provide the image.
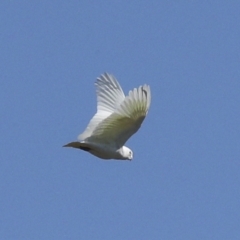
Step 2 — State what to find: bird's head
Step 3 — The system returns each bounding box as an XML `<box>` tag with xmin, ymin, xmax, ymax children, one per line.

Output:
<box><xmin>121</xmin><ymin>146</ymin><xmax>133</xmax><ymax>160</ymax></box>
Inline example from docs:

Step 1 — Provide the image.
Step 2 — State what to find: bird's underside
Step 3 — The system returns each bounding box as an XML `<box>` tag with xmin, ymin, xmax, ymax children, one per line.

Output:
<box><xmin>63</xmin><ymin>141</ymin><xmax>125</xmax><ymax>159</ymax></box>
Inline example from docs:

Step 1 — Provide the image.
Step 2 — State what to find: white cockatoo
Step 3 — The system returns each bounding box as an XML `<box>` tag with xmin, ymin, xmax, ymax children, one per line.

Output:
<box><xmin>64</xmin><ymin>73</ymin><xmax>151</xmax><ymax>160</ymax></box>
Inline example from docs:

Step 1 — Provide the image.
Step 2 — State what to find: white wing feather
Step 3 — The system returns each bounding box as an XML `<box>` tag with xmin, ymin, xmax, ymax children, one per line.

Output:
<box><xmin>78</xmin><ymin>73</ymin><xmax>125</xmax><ymax>140</ymax></box>
<box><xmin>96</xmin><ymin>73</ymin><xmax>125</xmax><ymax>113</ymax></box>
<box><xmin>88</xmin><ymin>84</ymin><xmax>151</xmax><ymax>147</ymax></box>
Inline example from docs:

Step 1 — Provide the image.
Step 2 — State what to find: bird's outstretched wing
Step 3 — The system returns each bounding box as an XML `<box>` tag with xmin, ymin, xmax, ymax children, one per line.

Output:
<box><xmin>88</xmin><ymin>84</ymin><xmax>151</xmax><ymax>147</ymax></box>
<box><xmin>78</xmin><ymin>73</ymin><xmax>125</xmax><ymax>140</ymax></box>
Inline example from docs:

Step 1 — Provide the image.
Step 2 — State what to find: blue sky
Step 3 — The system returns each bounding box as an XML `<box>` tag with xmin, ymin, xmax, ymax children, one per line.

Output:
<box><xmin>1</xmin><ymin>1</ymin><xmax>240</xmax><ymax>239</ymax></box>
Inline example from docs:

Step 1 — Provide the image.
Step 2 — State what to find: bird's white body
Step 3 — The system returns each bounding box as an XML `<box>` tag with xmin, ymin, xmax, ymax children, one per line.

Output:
<box><xmin>66</xmin><ymin>140</ymin><xmax>132</xmax><ymax>160</ymax></box>
<box><xmin>64</xmin><ymin>73</ymin><xmax>151</xmax><ymax>160</ymax></box>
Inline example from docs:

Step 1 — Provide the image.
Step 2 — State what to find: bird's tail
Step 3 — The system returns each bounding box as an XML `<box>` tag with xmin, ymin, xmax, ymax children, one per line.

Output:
<box><xmin>63</xmin><ymin>141</ymin><xmax>82</xmax><ymax>148</ymax></box>
<box><xmin>63</xmin><ymin>141</ymin><xmax>91</xmax><ymax>152</ymax></box>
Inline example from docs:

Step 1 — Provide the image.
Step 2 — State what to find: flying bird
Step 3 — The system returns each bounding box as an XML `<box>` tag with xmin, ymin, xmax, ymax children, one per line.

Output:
<box><xmin>63</xmin><ymin>73</ymin><xmax>151</xmax><ymax>160</ymax></box>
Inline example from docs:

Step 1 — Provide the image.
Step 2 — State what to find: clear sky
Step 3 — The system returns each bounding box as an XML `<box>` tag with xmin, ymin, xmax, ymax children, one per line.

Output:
<box><xmin>1</xmin><ymin>1</ymin><xmax>240</xmax><ymax>239</ymax></box>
